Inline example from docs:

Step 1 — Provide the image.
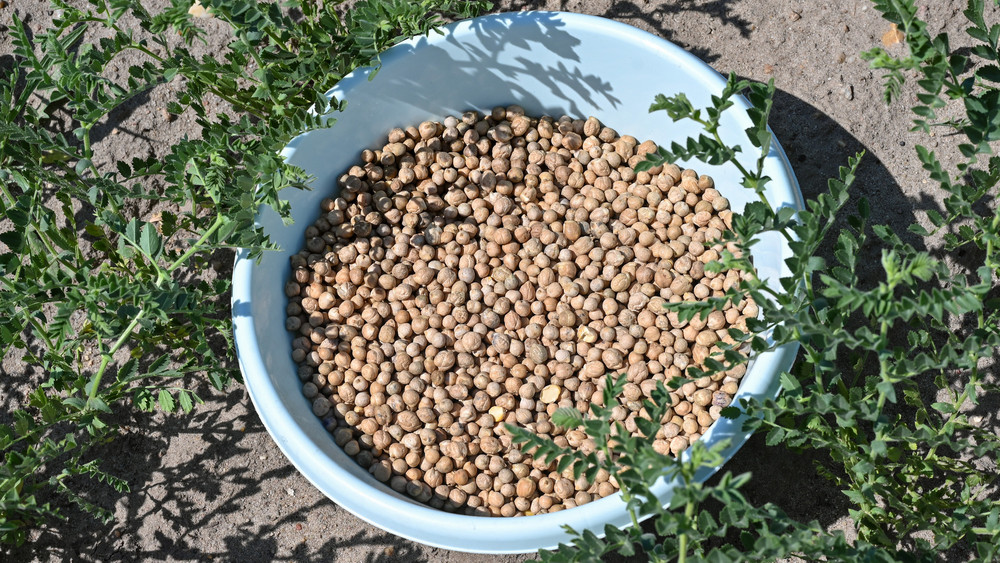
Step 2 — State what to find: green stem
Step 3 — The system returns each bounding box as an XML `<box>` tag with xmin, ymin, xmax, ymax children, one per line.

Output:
<box><xmin>86</xmin><ymin>311</ymin><xmax>144</xmax><ymax>406</ymax></box>
<box><xmin>708</xmin><ymin>125</ymin><xmax>774</xmax><ymax>211</ymax></box>
<box><xmin>208</xmin><ymin>88</ymin><xmax>265</xmax><ymax>120</ymax></box>
<box><xmin>166</xmin><ymin>214</ymin><xmax>225</xmax><ymax>274</ymax></box>
<box><xmin>26</xmin><ymin>315</ymin><xmax>58</xmax><ymax>354</ymax></box>
<box><xmin>263</xmin><ymin>27</ymin><xmax>289</xmax><ymax>52</ymax></box>
<box><xmin>128</xmin><ymin>41</ymin><xmax>165</xmax><ymax>63</ymax></box>
<box><xmin>677</xmin><ymin>498</ymin><xmax>695</xmax><ymax>563</ymax></box>
<box><xmin>599</xmin><ymin>437</ymin><xmax>641</xmax><ymax>532</ymax></box>
<box><xmin>33</xmin><ymin>225</ymin><xmax>79</xmax><ymax>274</ymax></box>
<box><xmin>216</xmin><ymin>11</ymin><xmax>280</xmax><ymax>109</ymax></box>
<box><xmin>984</xmin><ymin>216</ymin><xmax>999</xmax><ymax>318</ymax></box>
<box><xmin>925</xmin><ymin>363</ymin><xmax>978</xmax><ymax>461</ymax></box>
<box><xmin>0</xmin><ymin>185</ymin><xmax>84</xmax><ymax>273</ymax></box>
<box><xmin>85</xmin><ymin>214</ymin><xmax>223</xmax><ymax>406</ymax></box>
<box><xmin>870</xmin><ymin>313</ymin><xmax>893</xmax><ymax>442</ymax></box>
<box><xmin>82</xmin><ymin>133</ymin><xmax>99</xmax><ymax>176</ymax></box>
<box><xmin>80</xmin><ymin>125</ymin><xmax>121</xmax><ymax>218</ymax></box>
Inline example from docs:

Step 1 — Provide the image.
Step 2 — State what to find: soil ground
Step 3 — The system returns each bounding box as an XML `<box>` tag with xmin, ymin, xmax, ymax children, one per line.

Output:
<box><xmin>1</xmin><ymin>0</ymin><xmax>998</xmax><ymax>561</ymax></box>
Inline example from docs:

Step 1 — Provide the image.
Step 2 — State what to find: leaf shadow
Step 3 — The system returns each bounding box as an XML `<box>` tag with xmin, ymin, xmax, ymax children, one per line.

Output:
<box><xmin>501</xmin><ymin>0</ymin><xmax>753</xmax><ymax>64</ymax></box>
<box><xmin>0</xmin><ymin>377</ymin><xmax>504</xmax><ymax>562</ymax></box>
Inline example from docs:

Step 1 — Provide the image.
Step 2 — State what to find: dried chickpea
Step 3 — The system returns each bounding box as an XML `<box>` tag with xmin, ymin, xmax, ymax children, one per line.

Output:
<box><xmin>288</xmin><ymin>109</ymin><xmax>756</xmax><ymax>517</ymax></box>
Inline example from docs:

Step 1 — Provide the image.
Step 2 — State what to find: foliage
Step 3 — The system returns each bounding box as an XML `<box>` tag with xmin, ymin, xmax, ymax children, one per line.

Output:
<box><xmin>510</xmin><ymin>0</ymin><xmax>1000</xmax><ymax>561</ymax></box>
<box><xmin>0</xmin><ymin>0</ymin><xmax>489</xmax><ymax>546</ymax></box>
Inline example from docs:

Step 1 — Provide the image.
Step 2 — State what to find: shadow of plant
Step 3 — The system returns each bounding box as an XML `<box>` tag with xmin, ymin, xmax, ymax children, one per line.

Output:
<box><xmin>501</xmin><ymin>0</ymin><xmax>752</xmax><ymax>64</ymax></box>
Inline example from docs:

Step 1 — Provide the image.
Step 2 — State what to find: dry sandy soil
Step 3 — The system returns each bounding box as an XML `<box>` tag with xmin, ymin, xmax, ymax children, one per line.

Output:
<box><xmin>1</xmin><ymin>0</ymin><xmax>998</xmax><ymax>561</ymax></box>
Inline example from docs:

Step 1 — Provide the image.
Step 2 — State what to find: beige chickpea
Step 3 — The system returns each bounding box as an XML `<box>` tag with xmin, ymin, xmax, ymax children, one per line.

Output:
<box><xmin>289</xmin><ymin>110</ymin><xmax>755</xmax><ymax>517</ymax></box>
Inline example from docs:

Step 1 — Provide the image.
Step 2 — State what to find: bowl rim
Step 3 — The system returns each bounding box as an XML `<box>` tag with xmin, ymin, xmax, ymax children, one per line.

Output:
<box><xmin>232</xmin><ymin>10</ymin><xmax>802</xmax><ymax>554</ymax></box>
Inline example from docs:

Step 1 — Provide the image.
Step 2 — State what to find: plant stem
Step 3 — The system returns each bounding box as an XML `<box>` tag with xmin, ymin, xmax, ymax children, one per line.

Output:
<box><xmin>677</xmin><ymin>498</ymin><xmax>696</xmax><ymax>563</ymax></box>
<box><xmin>85</xmin><ymin>217</ymin><xmax>226</xmax><ymax>390</ymax></box>
<box><xmin>706</xmin><ymin>124</ymin><xmax>774</xmax><ymax>211</ymax></box>
<box><xmin>128</xmin><ymin>41</ymin><xmax>165</xmax><ymax>63</ymax></box>
<box><xmin>925</xmin><ymin>363</ymin><xmax>978</xmax><ymax>461</ymax></box>
<box><xmin>166</xmin><ymin>214</ymin><xmax>225</xmax><ymax>273</ymax></box>
<box><xmin>26</xmin><ymin>316</ymin><xmax>58</xmax><ymax>354</ymax></box>
<box><xmin>263</xmin><ymin>28</ymin><xmax>289</xmax><ymax>51</ymax></box>
<box><xmin>81</xmin><ymin>126</ymin><xmax>121</xmax><ymax>217</ymax></box>
<box><xmin>86</xmin><ymin>311</ymin><xmax>144</xmax><ymax>407</ymax></box>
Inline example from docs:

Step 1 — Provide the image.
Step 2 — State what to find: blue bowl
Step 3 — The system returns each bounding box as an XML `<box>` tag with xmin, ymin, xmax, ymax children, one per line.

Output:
<box><xmin>232</xmin><ymin>11</ymin><xmax>802</xmax><ymax>553</ymax></box>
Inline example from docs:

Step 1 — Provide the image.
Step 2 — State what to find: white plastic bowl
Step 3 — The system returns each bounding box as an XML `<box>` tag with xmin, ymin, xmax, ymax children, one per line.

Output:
<box><xmin>232</xmin><ymin>11</ymin><xmax>802</xmax><ymax>554</ymax></box>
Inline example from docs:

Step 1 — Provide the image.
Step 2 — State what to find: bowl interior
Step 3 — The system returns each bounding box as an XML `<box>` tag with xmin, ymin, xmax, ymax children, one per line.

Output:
<box><xmin>232</xmin><ymin>11</ymin><xmax>801</xmax><ymax>554</ymax></box>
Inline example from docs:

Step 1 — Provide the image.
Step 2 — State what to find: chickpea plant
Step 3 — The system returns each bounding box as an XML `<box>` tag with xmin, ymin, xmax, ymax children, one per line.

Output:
<box><xmin>518</xmin><ymin>1</ymin><xmax>1000</xmax><ymax>561</ymax></box>
<box><xmin>0</xmin><ymin>0</ymin><xmax>489</xmax><ymax>546</ymax></box>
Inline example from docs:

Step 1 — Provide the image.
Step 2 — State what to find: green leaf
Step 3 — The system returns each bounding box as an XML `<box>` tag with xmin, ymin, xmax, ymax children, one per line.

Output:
<box><xmin>979</xmin><ymin>65</ymin><xmax>1000</xmax><ymax>82</ymax></box>
<box><xmin>139</xmin><ymin>223</ymin><xmax>162</xmax><ymax>260</ymax></box>
<box><xmin>6</xmin><ymin>208</ymin><xmax>29</xmax><ymax>228</ymax></box>
<box><xmin>157</xmin><ymin>389</ymin><xmax>175</xmax><ymax>412</ymax></box>
<box><xmin>931</xmin><ymin>402</ymin><xmax>956</xmax><ymax>414</ymax></box>
<box><xmin>765</xmin><ymin>427</ymin><xmax>786</xmax><ymax>446</ymax></box>
<box><xmin>719</xmin><ymin>406</ymin><xmax>741</xmax><ymax>419</ymax></box>
<box><xmin>779</xmin><ymin>372</ymin><xmax>801</xmax><ymax>394</ymax></box>
<box><xmin>551</xmin><ymin>407</ymin><xmax>584</xmax><ymax>429</ymax></box>
<box><xmin>87</xmin><ymin>397</ymin><xmax>112</xmax><ymax>414</ymax></box>
<box><xmin>875</xmin><ymin>381</ymin><xmax>897</xmax><ymax>404</ymax></box>
<box><xmin>84</xmin><ymin>223</ymin><xmax>105</xmax><ymax>238</ymax></box>
<box><xmin>0</xmin><ymin>230</ymin><xmax>25</xmax><ymax>253</ymax></box>
<box><xmin>177</xmin><ymin>390</ymin><xmax>194</xmax><ymax>413</ymax></box>
<box><xmin>75</xmin><ymin>158</ymin><xmax>92</xmax><ymax>175</ymax></box>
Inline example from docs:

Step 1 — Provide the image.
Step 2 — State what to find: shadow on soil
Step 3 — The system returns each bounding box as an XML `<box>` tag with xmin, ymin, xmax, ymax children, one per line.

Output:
<box><xmin>504</xmin><ymin>0</ymin><xmax>751</xmax><ymax>63</ymax></box>
<box><xmin>2</xmin><ymin>383</ymin><xmax>423</xmax><ymax>562</ymax></box>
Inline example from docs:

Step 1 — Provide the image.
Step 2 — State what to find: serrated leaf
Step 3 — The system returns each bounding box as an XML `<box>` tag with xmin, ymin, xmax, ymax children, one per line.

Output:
<box><xmin>88</xmin><ymin>396</ymin><xmax>112</xmax><ymax>414</ymax></box>
<box><xmin>719</xmin><ymin>406</ymin><xmax>741</xmax><ymax>419</ymax></box>
<box><xmin>84</xmin><ymin>223</ymin><xmax>105</xmax><ymax>238</ymax></box>
<box><xmin>765</xmin><ymin>427</ymin><xmax>786</xmax><ymax>446</ymax></box>
<box><xmin>979</xmin><ymin>65</ymin><xmax>1000</xmax><ymax>83</ymax></box>
<box><xmin>931</xmin><ymin>401</ymin><xmax>956</xmax><ymax>414</ymax></box>
<box><xmin>177</xmin><ymin>390</ymin><xmax>194</xmax><ymax>413</ymax></box>
<box><xmin>157</xmin><ymin>389</ymin><xmax>175</xmax><ymax>412</ymax></box>
<box><xmin>551</xmin><ymin>407</ymin><xmax>584</xmax><ymax>429</ymax></box>
<box><xmin>6</xmin><ymin>208</ymin><xmax>29</xmax><ymax>227</ymax></box>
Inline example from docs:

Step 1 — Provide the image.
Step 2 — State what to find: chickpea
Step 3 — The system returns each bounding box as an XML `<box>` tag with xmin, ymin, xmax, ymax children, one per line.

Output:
<box><xmin>288</xmin><ymin>110</ymin><xmax>754</xmax><ymax>516</ymax></box>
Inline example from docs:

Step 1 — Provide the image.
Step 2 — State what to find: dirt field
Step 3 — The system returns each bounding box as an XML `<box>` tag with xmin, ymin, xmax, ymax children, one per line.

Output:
<box><xmin>2</xmin><ymin>0</ymin><xmax>996</xmax><ymax>561</ymax></box>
